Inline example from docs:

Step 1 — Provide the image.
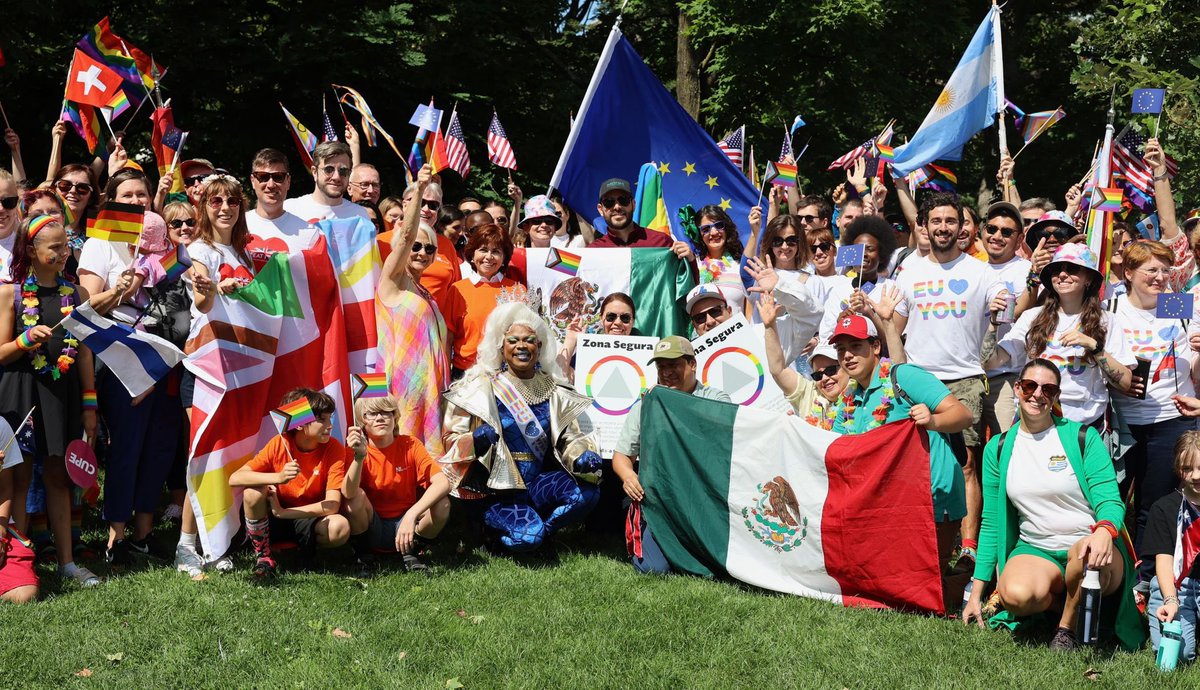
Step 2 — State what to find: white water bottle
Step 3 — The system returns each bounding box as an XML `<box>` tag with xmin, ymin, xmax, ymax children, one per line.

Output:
<box><xmin>1078</xmin><ymin>569</ymin><xmax>1102</xmax><ymax>645</ymax></box>
<box><xmin>961</xmin><ymin>580</ymin><xmax>973</xmax><ymax>612</ymax></box>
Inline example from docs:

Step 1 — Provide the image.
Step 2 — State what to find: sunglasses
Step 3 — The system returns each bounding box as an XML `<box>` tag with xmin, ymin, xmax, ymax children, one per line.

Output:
<box><xmin>184</xmin><ymin>175</ymin><xmax>209</xmax><ymax>187</ymax></box>
<box><xmin>1043</xmin><ymin>228</ymin><xmax>1074</xmax><ymax>243</ymax></box>
<box><xmin>601</xmin><ymin>195</ymin><xmax>633</xmax><ymax>209</ymax></box>
<box><xmin>699</xmin><ymin>221</ymin><xmax>726</xmax><ymax>235</ymax></box>
<box><xmin>320</xmin><ymin>165</ymin><xmax>351</xmax><ymax>177</ymax></box>
<box><xmin>207</xmin><ymin>195</ymin><xmax>242</xmax><ymax>209</ymax></box>
<box><xmin>168</xmin><ymin>218</ymin><xmax>197</xmax><ymax>229</ymax></box>
<box><xmin>810</xmin><ymin>241</ymin><xmax>835</xmax><ymax>253</ymax></box>
<box><xmin>421</xmin><ymin>199</ymin><xmax>442</xmax><ymax>212</ymax></box>
<box><xmin>1022</xmin><ymin>217</ymin><xmax>1038</xmax><ymax>227</ymax></box>
<box><xmin>796</xmin><ymin>215</ymin><xmax>822</xmax><ymax>225</ymax></box>
<box><xmin>604</xmin><ymin>312</ymin><xmax>633</xmax><ymax>324</ymax></box>
<box><xmin>770</xmin><ymin>236</ymin><xmax>800</xmax><ymax>248</ymax></box>
<box><xmin>1016</xmin><ymin>379</ymin><xmax>1061</xmax><ymax>399</ymax></box>
<box><xmin>984</xmin><ymin>224</ymin><xmax>1018</xmax><ymax>238</ymax></box>
<box><xmin>54</xmin><ymin>180</ymin><xmax>93</xmax><ymax>195</ymax></box>
<box><xmin>690</xmin><ymin>305</ymin><xmax>726</xmax><ymax>325</ymax></box>
<box><xmin>411</xmin><ymin>242</ymin><xmax>438</xmax><ymax>255</ymax></box>
<box><xmin>810</xmin><ymin>364</ymin><xmax>840</xmax><ymax>382</ymax></box>
<box><xmin>250</xmin><ymin>171</ymin><xmax>289</xmax><ymax>184</ymax></box>
<box><xmin>0</xmin><ymin>196</ymin><xmax>17</xmax><ymax>210</ymax></box>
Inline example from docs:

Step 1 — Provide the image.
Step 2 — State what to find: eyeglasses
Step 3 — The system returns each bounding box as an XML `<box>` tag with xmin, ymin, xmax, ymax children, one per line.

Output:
<box><xmin>1016</xmin><ymin>379</ymin><xmax>1061</xmax><ymax>399</ymax></box>
<box><xmin>604</xmin><ymin>312</ymin><xmax>633</xmax><ymax>324</ymax></box>
<box><xmin>1135</xmin><ymin>266</ymin><xmax>1170</xmax><ymax>278</ymax></box>
<box><xmin>363</xmin><ymin>410</ymin><xmax>395</xmax><ymax>420</ymax></box>
<box><xmin>250</xmin><ymin>171</ymin><xmax>289</xmax><ymax>184</ymax></box>
<box><xmin>207</xmin><ymin>195</ymin><xmax>242</xmax><ymax>209</ymax></box>
<box><xmin>320</xmin><ymin>165</ymin><xmax>351</xmax><ymax>177</ymax></box>
<box><xmin>411</xmin><ymin>242</ymin><xmax>438</xmax><ymax>255</ymax></box>
<box><xmin>699</xmin><ymin>221</ymin><xmax>726</xmax><ymax>235</ymax></box>
<box><xmin>601</xmin><ymin>195</ymin><xmax>633</xmax><ymax>209</ymax></box>
<box><xmin>796</xmin><ymin>215</ymin><xmax>822</xmax><ymax>225</ymax></box>
<box><xmin>0</xmin><ymin>196</ymin><xmax>17</xmax><ymax>210</ymax></box>
<box><xmin>421</xmin><ymin>199</ymin><xmax>442</xmax><ymax>212</ymax></box>
<box><xmin>984</xmin><ymin>224</ymin><xmax>1018</xmax><ymax>239</ymax></box>
<box><xmin>810</xmin><ymin>364</ymin><xmax>840</xmax><ymax>382</ymax></box>
<box><xmin>53</xmin><ymin>180</ymin><xmax>93</xmax><ymax>195</ymax></box>
<box><xmin>690</xmin><ymin>305</ymin><xmax>726</xmax><ymax>325</ymax></box>
<box><xmin>810</xmin><ymin>242</ymin><xmax>834</xmax><ymax>253</ymax></box>
<box><xmin>770</xmin><ymin>236</ymin><xmax>800</xmax><ymax>248</ymax></box>
<box><xmin>493</xmin><ymin>217</ymin><xmax>509</xmax><ymax>225</ymax></box>
<box><xmin>184</xmin><ymin>175</ymin><xmax>209</xmax><ymax>187</ymax></box>
<box><xmin>351</xmin><ymin>181</ymin><xmax>381</xmax><ymax>189</ymax></box>
<box><xmin>168</xmin><ymin>218</ymin><xmax>197</xmax><ymax>229</ymax></box>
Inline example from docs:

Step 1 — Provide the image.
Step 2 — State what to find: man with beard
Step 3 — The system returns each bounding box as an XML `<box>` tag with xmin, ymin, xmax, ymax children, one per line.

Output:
<box><xmin>284</xmin><ymin>141</ymin><xmax>371</xmax><ymax>224</ymax></box>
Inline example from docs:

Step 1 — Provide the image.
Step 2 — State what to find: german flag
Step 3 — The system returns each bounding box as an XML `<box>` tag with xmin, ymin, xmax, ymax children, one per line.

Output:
<box><xmin>86</xmin><ymin>202</ymin><xmax>144</xmax><ymax>244</ymax></box>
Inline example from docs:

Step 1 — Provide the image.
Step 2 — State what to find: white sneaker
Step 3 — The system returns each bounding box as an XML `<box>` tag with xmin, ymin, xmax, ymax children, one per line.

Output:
<box><xmin>60</xmin><ymin>563</ymin><xmax>101</xmax><ymax>587</ymax></box>
<box><xmin>174</xmin><ymin>543</ymin><xmax>205</xmax><ymax>577</ymax></box>
<box><xmin>212</xmin><ymin>554</ymin><xmax>234</xmax><ymax>572</ymax></box>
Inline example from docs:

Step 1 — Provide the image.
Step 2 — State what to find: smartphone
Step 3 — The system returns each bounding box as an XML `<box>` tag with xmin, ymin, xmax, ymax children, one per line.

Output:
<box><xmin>1132</xmin><ymin>357</ymin><xmax>1151</xmax><ymax>400</ymax></box>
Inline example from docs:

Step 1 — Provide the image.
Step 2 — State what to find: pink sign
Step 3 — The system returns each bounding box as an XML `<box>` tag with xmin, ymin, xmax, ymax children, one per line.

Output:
<box><xmin>65</xmin><ymin>440</ymin><xmax>99</xmax><ymax>489</ymax></box>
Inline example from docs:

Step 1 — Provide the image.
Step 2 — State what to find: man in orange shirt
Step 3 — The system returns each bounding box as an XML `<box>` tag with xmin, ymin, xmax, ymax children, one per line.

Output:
<box><xmin>342</xmin><ymin>395</ymin><xmax>453</xmax><ymax>573</ymax></box>
<box><xmin>230</xmin><ymin>388</ymin><xmax>366</xmax><ymax>579</ymax></box>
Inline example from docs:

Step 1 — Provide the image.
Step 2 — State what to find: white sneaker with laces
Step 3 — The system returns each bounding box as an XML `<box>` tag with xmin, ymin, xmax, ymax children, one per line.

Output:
<box><xmin>212</xmin><ymin>554</ymin><xmax>235</xmax><ymax>572</ymax></box>
<box><xmin>174</xmin><ymin>544</ymin><xmax>205</xmax><ymax>577</ymax></box>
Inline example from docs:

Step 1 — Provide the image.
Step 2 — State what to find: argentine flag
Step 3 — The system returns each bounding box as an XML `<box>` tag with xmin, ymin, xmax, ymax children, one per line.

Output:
<box><xmin>892</xmin><ymin>6</ymin><xmax>1003</xmax><ymax>175</ymax></box>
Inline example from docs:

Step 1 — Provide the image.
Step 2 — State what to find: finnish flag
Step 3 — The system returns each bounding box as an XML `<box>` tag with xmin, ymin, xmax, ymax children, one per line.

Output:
<box><xmin>60</xmin><ymin>301</ymin><xmax>185</xmax><ymax>398</ymax></box>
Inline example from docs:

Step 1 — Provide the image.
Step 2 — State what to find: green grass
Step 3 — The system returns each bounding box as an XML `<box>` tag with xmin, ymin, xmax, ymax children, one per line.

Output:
<box><xmin>1</xmin><ymin>526</ymin><xmax>1197</xmax><ymax>690</ymax></box>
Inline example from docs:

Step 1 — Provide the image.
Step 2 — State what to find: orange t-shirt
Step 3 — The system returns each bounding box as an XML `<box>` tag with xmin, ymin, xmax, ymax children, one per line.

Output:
<box><xmin>443</xmin><ymin>277</ymin><xmax>524</xmax><ymax>370</ymax></box>
<box><xmin>245</xmin><ymin>435</ymin><xmax>348</xmax><ymax>508</ymax></box>
<box><xmin>358</xmin><ymin>435</ymin><xmax>438</xmax><ymax>519</ymax></box>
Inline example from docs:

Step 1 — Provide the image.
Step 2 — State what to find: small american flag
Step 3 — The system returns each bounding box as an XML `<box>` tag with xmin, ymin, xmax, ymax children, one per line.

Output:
<box><xmin>487</xmin><ymin>112</ymin><xmax>517</xmax><ymax>169</ymax></box>
<box><xmin>827</xmin><ymin>140</ymin><xmax>871</xmax><ymax>171</ymax></box>
<box><xmin>322</xmin><ymin>109</ymin><xmax>339</xmax><ymax>143</ymax></box>
<box><xmin>778</xmin><ymin>128</ymin><xmax>793</xmax><ymax>162</ymax></box>
<box><xmin>718</xmin><ymin>125</ymin><xmax>745</xmax><ymax>169</ymax></box>
<box><xmin>445</xmin><ymin>110</ymin><xmax>471</xmax><ymax>179</ymax></box>
<box><xmin>1113</xmin><ymin>129</ymin><xmax>1178</xmax><ymax>196</ymax></box>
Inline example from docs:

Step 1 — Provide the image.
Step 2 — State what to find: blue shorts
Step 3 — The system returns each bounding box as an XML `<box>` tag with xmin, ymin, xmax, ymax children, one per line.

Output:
<box><xmin>365</xmin><ymin>512</ymin><xmax>402</xmax><ymax>552</ymax></box>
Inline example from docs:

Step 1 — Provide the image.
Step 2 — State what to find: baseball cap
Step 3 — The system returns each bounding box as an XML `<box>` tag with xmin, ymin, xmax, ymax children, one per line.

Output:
<box><xmin>685</xmin><ymin>284</ymin><xmax>729</xmax><ymax>313</ymax></box>
<box><xmin>598</xmin><ymin>178</ymin><xmax>632</xmax><ymax>200</ymax></box>
<box><xmin>179</xmin><ymin>159</ymin><xmax>215</xmax><ymax>179</ymax></box>
<box><xmin>648</xmin><ymin>335</ymin><xmax>695</xmax><ymax>364</ymax></box>
<box><xmin>828</xmin><ymin>313</ymin><xmax>878</xmax><ymax>344</ymax></box>
<box><xmin>986</xmin><ymin>201</ymin><xmax>1023</xmax><ymax>229</ymax></box>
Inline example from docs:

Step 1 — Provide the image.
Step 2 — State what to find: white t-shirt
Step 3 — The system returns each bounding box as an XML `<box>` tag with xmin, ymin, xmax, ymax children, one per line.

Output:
<box><xmin>245</xmin><ymin>210</ymin><xmax>319</xmax><ymax>271</ymax></box>
<box><xmin>1111</xmin><ymin>296</ymin><xmax>1197</xmax><ymax>425</ymax></box>
<box><xmin>283</xmin><ymin>195</ymin><xmax>370</xmax><ymax>225</ymax></box>
<box><xmin>813</xmin><ymin>278</ymin><xmax>898</xmax><ymax>360</ymax></box>
<box><xmin>78</xmin><ymin>238</ymin><xmax>139</xmax><ymax>323</ymax></box>
<box><xmin>0</xmin><ymin>231</ymin><xmax>16</xmax><ymax>282</ymax></box>
<box><xmin>1006</xmin><ymin>427</ymin><xmax>1094</xmax><ymax>552</ymax></box>
<box><xmin>771</xmin><ymin>272</ymin><xmax>826</xmax><ymax>365</ymax></box>
<box><xmin>984</xmin><ymin>256</ymin><xmax>1032</xmax><ymax>376</ymax></box>
<box><xmin>998</xmin><ymin>308</ymin><xmax>1132</xmax><ymax>424</ymax></box>
<box><xmin>187</xmin><ymin>241</ymin><xmax>255</xmax><ymax>325</ymax></box>
<box><xmin>550</xmin><ymin>233</ymin><xmax>586</xmax><ymax>249</ymax></box>
<box><xmin>895</xmin><ymin>252</ymin><xmax>1004</xmax><ymax>379</ymax></box>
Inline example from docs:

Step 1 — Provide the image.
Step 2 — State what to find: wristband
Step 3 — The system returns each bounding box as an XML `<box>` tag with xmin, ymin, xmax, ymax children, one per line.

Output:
<box><xmin>15</xmin><ymin>331</ymin><xmax>37</xmax><ymax>351</ymax></box>
<box><xmin>82</xmin><ymin>390</ymin><xmax>98</xmax><ymax>410</ymax></box>
<box><xmin>1164</xmin><ymin>596</ymin><xmax>1180</xmax><ymax>606</ymax></box>
<box><xmin>1090</xmin><ymin>521</ymin><xmax>1119</xmax><ymax>540</ymax></box>
<box><xmin>1025</xmin><ymin>272</ymin><xmax>1041</xmax><ymax>289</ymax></box>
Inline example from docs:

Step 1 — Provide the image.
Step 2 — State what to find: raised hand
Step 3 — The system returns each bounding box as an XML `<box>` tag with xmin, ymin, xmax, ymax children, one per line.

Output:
<box><xmin>745</xmin><ymin>255</ymin><xmax>778</xmax><ymax>294</ymax></box>
<box><xmin>758</xmin><ymin>290</ymin><xmax>782</xmax><ymax>329</ymax></box>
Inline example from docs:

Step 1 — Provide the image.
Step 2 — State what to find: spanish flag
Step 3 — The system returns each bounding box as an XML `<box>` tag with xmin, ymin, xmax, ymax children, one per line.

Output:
<box><xmin>86</xmin><ymin>202</ymin><xmax>144</xmax><ymax>244</ymax></box>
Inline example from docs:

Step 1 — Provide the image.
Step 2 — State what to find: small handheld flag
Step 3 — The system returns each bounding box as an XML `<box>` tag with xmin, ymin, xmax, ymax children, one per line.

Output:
<box><xmin>86</xmin><ymin>202</ymin><xmax>144</xmax><ymax>244</ymax></box>
<box><xmin>271</xmin><ymin>397</ymin><xmax>318</xmax><ymax>433</ymax></box>
<box><xmin>1131</xmin><ymin>88</ymin><xmax>1166</xmax><ymax>114</ymax></box>
<box><xmin>351</xmin><ymin>372</ymin><xmax>389</xmax><ymax>400</ymax></box>
<box><xmin>487</xmin><ymin>112</ymin><xmax>517</xmax><ymax>169</ymax></box>
<box><xmin>1137</xmin><ymin>213</ymin><xmax>1160</xmax><ymax>241</ymax></box>
<box><xmin>764</xmin><ymin>161</ymin><xmax>798</xmax><ymax>188</ymax></box>
<box><xmin>1093</xmin><ymin>187</ymin><xmax>1125</xmax><ymax>213</ymax></box>
<box><xmin>835</xmin><ymin>244</ymin><xmax>864</xmax><ymax>269</ymax></box>
<box><xmin>1156</xmin><ymin>292</ymin><xmax>1194</xmax><ymax>320</ymax></box>
<box><xmin>159</xmin><ymin>242</ymin><xmax>192</xmax><ymax>281</ymax></box>
<box><xmin>409</xmin><ymin>103</ymin><xmax>442</xmax><ymax>131</ymax></box>
<box><xmin>546</xmin><ymin>248</ymin><xmax>582</xmax><ymax>277</ymax></box>
<box><xmin>790</xmin><ymin>115</ymin><xmax>806</xmax><ymax>134</ymax></box>
<box><xmin>280</xmin><ymin>103</ymin><xmax>318</xmax><ymax>168</ymax></box>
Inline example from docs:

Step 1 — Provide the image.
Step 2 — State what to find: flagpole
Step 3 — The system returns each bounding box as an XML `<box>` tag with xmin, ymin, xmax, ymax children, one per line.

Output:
<box><xmin>1154</xmin><ymin>90</ymin><xmax>1165</xmax><ymax>138</ymax></box>
<box><xmin>1010</xmin><ymin>106</ymin><xmax>1063</xmax><ymax>161</ymax></box>
<box><xmin>0</xmin><ymin>100</ymin><xmax>9</xmax><ymax>129</ymax></box>
<box><xmin>991</xmin><ymin>1</ymin><xmax>1008</xmax><ymax>157</ymax></box>
<box><xmin>549</xmin><ymin>22</ymin><xmax>623</xmax><ymax>195</ymax></box>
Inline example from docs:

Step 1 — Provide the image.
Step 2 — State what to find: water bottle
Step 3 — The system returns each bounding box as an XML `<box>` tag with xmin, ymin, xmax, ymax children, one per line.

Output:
<box><xmin>961</xmin><ymin>580</ymin><xmax>973</xmax><ymax>612</ymax></box>
<box><xmin>1157</xmin><ymin>619</ymin><xmax>1184</xmax><ymax>672</ymax></box>
<box><xmin>1077</xmin><ymin>569</ymin><xmax>1102</xmax><ymax>645</ymax></box>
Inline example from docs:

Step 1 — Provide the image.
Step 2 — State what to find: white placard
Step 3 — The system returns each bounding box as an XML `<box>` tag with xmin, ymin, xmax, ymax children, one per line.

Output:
<box><xmin>691</xmin><ymin>314</ymin><xmax>792</xmax><ymax>414</ymax></box>
<box><xmin>572</xmin><ymin>333</ymin><xmax>659</xmax><ymax>457</ymax></box>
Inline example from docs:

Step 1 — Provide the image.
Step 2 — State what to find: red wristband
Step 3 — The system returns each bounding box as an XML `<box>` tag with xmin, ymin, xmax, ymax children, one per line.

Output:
<box><xmin>1091</xmin><ymin>521</ymin><xmax>1119</xmax><ymax>540</ymax></box>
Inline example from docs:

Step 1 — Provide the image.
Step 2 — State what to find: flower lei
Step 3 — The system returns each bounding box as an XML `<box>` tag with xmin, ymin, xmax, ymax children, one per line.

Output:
<box><xmin>21</xmin><ymin>275</ymin><xmax>78</xmax><ymax>380</ymax></box>
<box><xmin>835</xmin><ymin>358</ymin><xmax>894</xmax><ymax>434</ymax></box>
<box><xmin>805</xmin><ymin>397</ymin><xmax>838</xmax><ymax>430</ymax></box>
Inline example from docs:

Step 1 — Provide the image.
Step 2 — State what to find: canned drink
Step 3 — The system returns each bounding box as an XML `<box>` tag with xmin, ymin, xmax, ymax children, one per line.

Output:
<box><xmin>994</xmin><ymin>289</ymin><xmax>1016</xmax><ymax>324</ymax></box>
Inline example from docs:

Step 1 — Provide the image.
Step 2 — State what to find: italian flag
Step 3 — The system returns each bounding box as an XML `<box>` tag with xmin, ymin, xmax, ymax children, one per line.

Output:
<box><xmin>640</xmin><ymin>387</ymin><xmax>944</xmax><ymax>614</ymax></box>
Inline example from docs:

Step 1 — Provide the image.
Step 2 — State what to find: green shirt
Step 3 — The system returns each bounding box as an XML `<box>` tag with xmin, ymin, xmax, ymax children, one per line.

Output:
<box><xmin>615</xmin><ymin>382</ymin><xmax>731</xmax><ymax>458</ymax></box>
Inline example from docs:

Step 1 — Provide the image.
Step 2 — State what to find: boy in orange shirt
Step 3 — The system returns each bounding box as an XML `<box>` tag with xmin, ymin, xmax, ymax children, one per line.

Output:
<box><xmin>342</xmin><ymin>395</ymin><xmax>452</xmax><ymax>573</ymax></box>
<box><xmin>230</xmin><ymin>388</ymin><xmax>366</xmax><ymax>578</ymax></box>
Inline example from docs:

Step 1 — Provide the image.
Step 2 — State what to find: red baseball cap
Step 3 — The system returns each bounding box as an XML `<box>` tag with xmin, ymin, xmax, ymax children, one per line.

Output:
<box><xmin>828</xmin><ymin>313</ymin><xmax>878</xmax><ymax>344</ymax></box>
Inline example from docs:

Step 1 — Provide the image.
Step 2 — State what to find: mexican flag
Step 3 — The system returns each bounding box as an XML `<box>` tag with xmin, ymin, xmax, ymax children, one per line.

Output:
<box><xmin>524</xmin><ymin>247</ymin><xmax>694</xmax><ymax>342</ymax></box>
<box><xmin>640</xmin><ymin>387</ymin><xmax>944</xmax><ymax>614</ymax></box>
<box><xmin>184</xmin><ymin>238</ymin><xmax>350</xmax><ymax>560</ymax></box>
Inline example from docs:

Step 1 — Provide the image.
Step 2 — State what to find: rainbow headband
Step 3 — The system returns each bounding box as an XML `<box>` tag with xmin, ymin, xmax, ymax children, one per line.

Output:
<box><xmin>26</xmin><ymin>214</ymin><xmax>57</xmax><ymax>240</ymax></box>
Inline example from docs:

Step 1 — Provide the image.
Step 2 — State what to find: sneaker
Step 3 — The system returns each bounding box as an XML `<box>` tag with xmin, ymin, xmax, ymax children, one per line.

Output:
<box><xmin>354</xmin><ymin>553</ymin><xmax>379</xmax><ymax>578</ymax></box>
<box><xmin>251</xmin><ymin>556</ymin><xmax>278</xmax><ymax>580</ymax></box>
<box><xmin>128</xmin><ymin>537</ymin><xmax>151</xmax><ymax>557</ymax></box>
<box><xmin>174</xmin><ymin>543</ymin><xmax>205</xmax><ymax>577</ymax></box>
<box><xmin>1049</xmin><ymin>627</ymin><xmax>1079</xmax><ymax>652</ymax></box>
<box><xmin>162</xmin><ymin>503</ymin><xmax>184</xmax><ymax>523</ymax></box>
<box><xmin>105</xmin><ymin>540</ymin><xmax>133</xmax><ymax>567</ymax></box>
<box><xmin>59</xmin><ymin>563</ymin><xmax>101</xmax><ymax>587</ymax></box>
<box><xmin>213</xmin><ymin>555</ymin><xmax>235</xmax><ymax>572</ymax></box>
<box><xmin>402</xmin><ymin>552</ymin><xmax>430</xmax><ymax>574</ymax></box>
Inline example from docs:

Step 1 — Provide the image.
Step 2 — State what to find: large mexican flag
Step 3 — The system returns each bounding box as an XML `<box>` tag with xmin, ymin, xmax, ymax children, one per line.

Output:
<box><xmin>640</xmin><ymin>387</ymin><xmax>944</xmax><ymax>614</ymax></box>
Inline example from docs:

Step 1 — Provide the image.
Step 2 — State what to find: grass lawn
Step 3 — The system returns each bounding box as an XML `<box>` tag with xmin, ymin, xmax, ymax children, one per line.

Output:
<box><xmin>1</xmin><ymin>523</ymin><xmax>1196</xmax><ymax>690</ymax></box>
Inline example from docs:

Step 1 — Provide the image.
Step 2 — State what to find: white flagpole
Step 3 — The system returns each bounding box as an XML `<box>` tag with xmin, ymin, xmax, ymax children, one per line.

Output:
<box><xmin>991</xmin><ymin>2</ymin><xmax>1008</xmax><ymax>157</ymax></box>
<box><xmin>549</xmin><ymin>22</ymin><xmax>623</xmax><ymax>196</ymax></box>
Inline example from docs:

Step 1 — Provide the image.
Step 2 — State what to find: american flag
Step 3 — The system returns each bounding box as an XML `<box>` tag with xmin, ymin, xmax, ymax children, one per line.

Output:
<box><xmin>322</xmin><ymin>109</ymin><xmax>339</xmax><ymax>143</ymax></box>
<box><xmin>827</xmin><ymin>140</ymin><xmax>872</xmax><ymax>171</ymax></box>
<box><xmin>487</xmin><ymin>112</ymin><xmax>517</xmax><ymax>169</ymax></box>
<box><xmin>717</xmin><ymin>125</ymin><xmax>745</xmax><ymax>169</ymax></box>
<box><xmin>1113</xmin><ymin>129</ymin><xmax>1178</xmax><ymax>195</ymax></box>
<box><xmin>444</xmin><ymin>110</ymin><xmax>471</xmax><ymax>179</ymax></box>
<box><xmin>778</xmin><ymin>128</ymin><xmax>793</xmax><ymax>162</ymax></box>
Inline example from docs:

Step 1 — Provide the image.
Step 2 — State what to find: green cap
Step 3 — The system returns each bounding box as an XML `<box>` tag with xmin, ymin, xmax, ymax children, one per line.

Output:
<box><xmin>598</xmin><ymin>177</ymin><xmax>632</xmax><ymax>200</ymax></box>
<box><xmin>648</xmin><ymin>335</ymin><xmax>695</xmax><ymax>364</ymax></box>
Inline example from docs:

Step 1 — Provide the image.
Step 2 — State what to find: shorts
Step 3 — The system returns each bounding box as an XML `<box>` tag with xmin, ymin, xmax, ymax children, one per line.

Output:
<box><xmin>979</xmin><ymin>372</ymin><xmax>1017</xmax><ymax>441</ymax></box>
<box><xmin>269</xmin><ymin>515</ymin><xmax>319</xmax><ymax>554</ymax></box>
<box><xmin>945</xmin><ymin>375</ymin><xmax>986</xmax><ymax>447</ymax></box>
<box><xmin>1009</xmin><ymin>540</ymin><xmax>1070</xmax><ymax>578</ymax></box>
<box><xmin>0</xmin><ymin>538</ymin><xmax>39</xmax><ymax>596</ymax></box>
<box><xmin>365</xmin><ymin>512</ymin><xmax>402</xmax><ymax>552</ymax></box>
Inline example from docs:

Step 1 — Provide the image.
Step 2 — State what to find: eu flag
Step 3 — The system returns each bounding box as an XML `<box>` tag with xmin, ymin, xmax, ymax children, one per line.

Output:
<box><xmin>1157</xmin><ymin>292</ymin><xmax>1193</xmax><ymax>320</ymax></box>
<box><xmin>550</xmin><ymin>27</ymin><xmax>758</xmax><ymax>245</ymax></box>
<box><xmin>1131</xmin><ymin>88</ymin><xmax>1165</xmax><ymax>114</ymax></box>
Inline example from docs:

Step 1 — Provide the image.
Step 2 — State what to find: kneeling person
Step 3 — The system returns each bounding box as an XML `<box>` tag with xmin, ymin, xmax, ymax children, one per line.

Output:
<box><xmin>230</xmin><ymin>388</ymin><xmax>362</xmax><ymax>578</ymax></box>
<box><xmin>343</xmin><ymin>395</ymin><xmax>452</xmax><ymax>572</ymax></box>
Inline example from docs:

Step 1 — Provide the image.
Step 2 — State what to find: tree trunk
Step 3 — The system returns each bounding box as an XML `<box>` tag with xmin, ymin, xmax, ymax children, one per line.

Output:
<box><xmin>676</xmin><ymin>8</ymin><xmax>702</xmax><ymax>125</ymax></box>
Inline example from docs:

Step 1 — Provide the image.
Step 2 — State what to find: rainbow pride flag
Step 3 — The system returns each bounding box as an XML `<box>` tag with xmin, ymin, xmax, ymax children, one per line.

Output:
<box><xmin>160</xmin><ymin>242</ymin><xmax>192</xmax><ymax>281</ymax></box>
<box><xmin>86</xmin><ymin>202</ymin><xmax>144</xmax><ymax>244</ymax></box>
<box><xmin>351</xmin><ymin>372</ymin><xmax>389</xmax><ymax>400</ymax></box>
<box><xmin>875</xmin><ymin>142</ymin><xmax>895</xmax><ymax>161</ymax></box>
<box><xmin>271</xmin><ymin>397</ymin><xmax>318</xmax><ymax>433</ymax></box>
<box><xmin>764</xmin><ymin>161</ymin><xmax>798</xmax><ymax>188</ymax></box>
<box><xmin>1094</xmin><ymin>187</ymin><xmax>1124</xmax><ymax>213</ymax></box>
<box><xmin>546</xmin><ymin>248</ymin><xmax>582</xmax><ymax>277</ymax></box>
<box><xmin>424</xmin><ymin>128</ymin><xmax>450</xmax><ymax>175</ymax></box>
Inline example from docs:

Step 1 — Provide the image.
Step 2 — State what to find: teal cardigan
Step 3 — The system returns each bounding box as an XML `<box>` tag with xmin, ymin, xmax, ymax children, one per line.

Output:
<box><xmin>973</xmin><ymin>417</ymin><xmax>1145</xmax><ymax>651</ymax></box>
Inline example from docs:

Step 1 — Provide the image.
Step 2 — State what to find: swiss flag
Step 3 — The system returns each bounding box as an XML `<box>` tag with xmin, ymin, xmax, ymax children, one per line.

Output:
<box><xmin>64</xmin><ymin>49</ymin><xmax>124</xmax><ymax>109</ymax></box>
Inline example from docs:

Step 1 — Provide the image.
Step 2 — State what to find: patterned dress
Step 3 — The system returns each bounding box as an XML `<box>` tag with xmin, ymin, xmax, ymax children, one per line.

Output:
<box><xmin>375</xmin><ymin>281</ymin><xmax>450</xmax><ymax>455</ymax></box>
